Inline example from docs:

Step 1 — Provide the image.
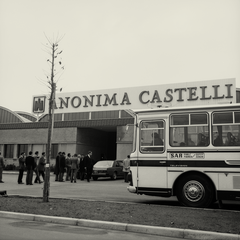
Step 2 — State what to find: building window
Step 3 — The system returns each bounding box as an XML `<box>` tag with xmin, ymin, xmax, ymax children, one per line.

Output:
<box><xmin>51</xmin><ymin>144</ymin><xmax>58</xmax><ymax>158</ymax></box>
<box><xmin>4</xmin><ymin>144</ymin><xmax>14</xmax><ymax>158</ymax></box>
<box><xmin>170</xmin><ymin>113</ymin><xmax>209</xmax><ymax>147</ymax></box>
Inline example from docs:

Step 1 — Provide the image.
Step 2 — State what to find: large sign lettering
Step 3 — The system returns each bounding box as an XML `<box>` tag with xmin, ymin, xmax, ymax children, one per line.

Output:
<box><xmin>33</xmin><ymin>78</ymin><xmax>236</xmax><ymax>114</ymax></box>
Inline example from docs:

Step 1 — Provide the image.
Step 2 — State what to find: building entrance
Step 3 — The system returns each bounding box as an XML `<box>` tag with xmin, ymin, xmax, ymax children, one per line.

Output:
<box><xmin>76</xmin><ymin>128</ymin><xmax>117</xmax><ymax>162</ymax></box>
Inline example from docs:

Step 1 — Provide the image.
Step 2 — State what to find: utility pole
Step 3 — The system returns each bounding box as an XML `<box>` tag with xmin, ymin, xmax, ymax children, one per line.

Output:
<box><xmin>43</xmin><ymin>36</ymin><xmax>64</xmax><ymax>202</ymax></box>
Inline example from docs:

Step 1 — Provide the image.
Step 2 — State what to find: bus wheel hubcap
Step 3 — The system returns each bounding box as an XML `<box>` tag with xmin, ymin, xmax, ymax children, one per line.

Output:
<box><xmin>183</xmin><ymin>180</ymin><xmax>205</xmax><ymax>202</ymax></box>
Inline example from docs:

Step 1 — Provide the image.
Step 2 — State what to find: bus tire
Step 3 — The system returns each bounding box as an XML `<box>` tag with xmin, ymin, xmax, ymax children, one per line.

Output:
<box><xmin>176</xmin><ymin>174</ymin><xmax>214</xmax><ymax>208</ymax></box>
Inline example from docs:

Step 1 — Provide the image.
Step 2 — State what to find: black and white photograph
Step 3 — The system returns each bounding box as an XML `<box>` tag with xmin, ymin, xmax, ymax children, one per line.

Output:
<box><xmin>0</xmin><ymin>1</ymin><xmax>239</xmax><ymax>239</ymax></box>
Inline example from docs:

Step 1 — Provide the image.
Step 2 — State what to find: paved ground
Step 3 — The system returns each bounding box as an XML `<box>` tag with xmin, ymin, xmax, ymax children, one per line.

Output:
<box><xmin>0</xmin><ymin>171</ymin><xmax>179</xmax><ymax>204</ymax></box>
<box><xmin>1</xmin><ymin>172</ymin><xmax>240</xmax><ymax>240</ymax></box>
<box><xmin>1</xmin><ymin>171</ymin><xmax>239</xmax><ymax>210</ymax></box>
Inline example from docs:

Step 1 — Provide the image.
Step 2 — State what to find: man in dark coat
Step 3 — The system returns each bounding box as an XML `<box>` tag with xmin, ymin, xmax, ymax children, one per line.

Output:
<box><xmin>79</xmin><ymin>154</ymin><xmax>85</xmax><ymax>181</ymax></box>
<box><xmin>55</xmin><ymin>152</ymin><xmax>61</xmax><ymax>181</ymax></box>
<box><xmin>18</xmin><ymin>152</ymin><xmax>25</xmax><ymax>184</ymax></box>
<box><xmin>25</xmin><ymin>151</ymin><xmax>35</xmax><ymax>185</ymax></box>
<box><xmin>37</xmin><ymin>152</ymin><xmax>46</xmax><ymax>182</ymax></box>
<box><xmin>83</xmin><ymin>151</ymin><xmax>94</xmax><ymax>182</ymax></box>
<box><xmin>59</xmin><ymin>152</ymin><xmax>66</xmax><ymax>182</ymax></box>
<box><xmin>34</xmin><ymin>151</ymin><xmax>42</xmax><ymax>184</ymax></box>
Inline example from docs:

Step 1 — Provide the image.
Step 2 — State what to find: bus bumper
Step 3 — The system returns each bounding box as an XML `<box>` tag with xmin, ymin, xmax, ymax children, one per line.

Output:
<box><xmin>127</xmin><ymin>186</ymin><xmax>136</xmax><ymax>193</ymax></box>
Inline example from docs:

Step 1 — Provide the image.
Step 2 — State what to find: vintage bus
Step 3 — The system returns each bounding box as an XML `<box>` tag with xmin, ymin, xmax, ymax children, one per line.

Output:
<box><xmin>127</xmin><ymin>103</ymin><xmax>240</xmax><ymax>208</ymax></box>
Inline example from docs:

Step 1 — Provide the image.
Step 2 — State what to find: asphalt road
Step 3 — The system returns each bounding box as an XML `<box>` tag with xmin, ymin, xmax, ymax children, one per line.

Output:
<box><xmin>1</xmin><ymin>172</ymin><xmax>240</xmax><ymax>211</ymax></box>
<box><xmin>0</xmin><ymin>218</ymin><xmax>183</xmax><ymax>240</ymax></box>
<box><xmin>1</xmin><ymin>172</ymin><xmax>178</xmax><ymax>203</ymax></box>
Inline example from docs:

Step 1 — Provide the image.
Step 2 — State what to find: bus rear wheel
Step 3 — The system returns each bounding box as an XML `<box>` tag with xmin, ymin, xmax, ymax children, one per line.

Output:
<box><xmin>176</xmin><ymin>175</ymin><xmax>214</xmax><ymax>208</ymax></box>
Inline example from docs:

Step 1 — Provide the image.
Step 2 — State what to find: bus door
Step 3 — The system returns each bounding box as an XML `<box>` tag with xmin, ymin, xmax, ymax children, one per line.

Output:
<box><xmin>138</xmin><ymin>119</ymin><xmax>168</xmax><ymax>191</ymax></box>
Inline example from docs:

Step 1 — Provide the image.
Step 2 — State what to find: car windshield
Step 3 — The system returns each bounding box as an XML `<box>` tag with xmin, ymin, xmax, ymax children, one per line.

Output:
<box><xmin>94</xmin><ymin>161</ymin><xmax>114</xmax><ymax>168</ymax></box>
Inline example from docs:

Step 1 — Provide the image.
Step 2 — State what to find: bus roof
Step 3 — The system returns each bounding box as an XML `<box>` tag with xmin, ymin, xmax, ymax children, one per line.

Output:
<box><xmin>132</xmin><ymin>103</ymin><xmax>240</xmax><ymax>114</ymax></box>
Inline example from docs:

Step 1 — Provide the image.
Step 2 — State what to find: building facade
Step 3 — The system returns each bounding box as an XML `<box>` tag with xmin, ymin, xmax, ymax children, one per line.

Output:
<box><xmin>0</xmin><ymin>108</ymin><xmax>134</xmax><ymax>167</ymax></box>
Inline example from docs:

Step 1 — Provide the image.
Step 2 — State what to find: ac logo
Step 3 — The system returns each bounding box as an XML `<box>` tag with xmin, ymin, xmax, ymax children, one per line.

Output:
<box><xmin>33</xmin><ymin>96</ymin><xmax>46</xmax><ymax>113</ymax></box>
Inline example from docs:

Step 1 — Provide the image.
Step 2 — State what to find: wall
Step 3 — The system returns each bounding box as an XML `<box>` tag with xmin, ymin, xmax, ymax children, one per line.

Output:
<box><xmin>0</xmin><ymin>125</ymin><xmax>134</xmax><ymax>166</ymax></box>
<box><xmin>0</xmin><ymin>128</ymin><xmax>77</xmax><ymax>144</ymax></box>
<box><xmin>0</xmin><ymin>127</ymin><xmax>78</xmax><ymax>166</ymax></box>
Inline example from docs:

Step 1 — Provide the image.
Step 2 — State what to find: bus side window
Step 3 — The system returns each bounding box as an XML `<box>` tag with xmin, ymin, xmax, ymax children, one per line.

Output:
<box><xmin>140</xmin><ymin>120</ymin><xmax>164</xmax><ymax>153</ymax></box>
<box><xmin>212</xmin><ymin>111</ymin><xmax>240</xmax><ymax>147</ymax></box>
<box><xmin>170</xmin><ymin>113</ymin><xmax>209</xmax><ymax>147</ymax></box>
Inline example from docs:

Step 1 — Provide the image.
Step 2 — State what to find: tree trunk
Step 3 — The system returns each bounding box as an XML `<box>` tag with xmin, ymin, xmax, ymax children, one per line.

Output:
<box><xmin>43</xmin><ymin>43</ymin><xmax>56</xmax><ymax>202</ymax></box>
<box><xmin>43</xmin><ymin>98</ymin><xmax>53</xmax><ymax>202</ymax></box>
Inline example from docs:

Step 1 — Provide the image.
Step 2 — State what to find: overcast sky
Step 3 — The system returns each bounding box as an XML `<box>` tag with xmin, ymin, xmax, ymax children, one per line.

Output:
<box><xmin>0</xmin><ymin>0</ymin><xmax>239</xmax><ymax>113</ymax></box>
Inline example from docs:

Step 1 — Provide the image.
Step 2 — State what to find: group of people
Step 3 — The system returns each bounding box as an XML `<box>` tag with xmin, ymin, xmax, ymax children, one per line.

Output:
<box><xmin>17</xmin><ymin>151</ymin><xmax>46</xmax><ymax>185</ymax></box>
<box><xmin>0</xmin><ymin>150</ymin><xmax>131</xmax><ymax>184</ymax></box>
<box><xmin>54</xmin><ymin>151</ymin><xmax>94</xmax><ymax>183</ymax></box>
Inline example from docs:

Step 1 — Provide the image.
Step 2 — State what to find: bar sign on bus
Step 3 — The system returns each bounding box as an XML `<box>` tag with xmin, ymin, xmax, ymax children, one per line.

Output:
<box><xmin>170</xmin><ymin>153</ymin><xmax>205</xmax><ymax>159</ymax></box>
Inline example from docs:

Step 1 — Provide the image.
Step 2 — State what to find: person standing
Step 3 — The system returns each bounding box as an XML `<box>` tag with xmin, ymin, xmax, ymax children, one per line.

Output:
<box><xmin>65</xmin><ymin>153</ymin><xmax>71</xmax><ymax>181</ymax></box>
<box><xmin>34</xmin><ymin>151</ymin><xmax>42</xmax><ymax>184</ymax></box>
<box><xmin>37</xmin><ymin>152</ymin><xmax>46</xmax><ymax>182</ymax></box>
<box><xmin>0</xmin><ymin>151</ymin><xmax>4</xmax><ymax>183</ymax></box>
<box><xmin>54</xmin><ymin>152</ymin><xmax>61</xmax><ymax>181</ymax></box>
<box><xmin>76</xmin><ymin>154</ymin><xmax>81</xmax><ymax>179</ymax></box>
<box><xmin>123</xmin><ymin>155</ymin><xmax>130</xmax><ymax>183</ymax></box>
<box><xmin>70</xmin><ymin>153</ymin><xmax>78</xmax><ymax>183</ymax></box>
<box><xmin>79</xmin><ymin>154</ymin><xmax>85</xmax><ymax>181</ymax></box>
<box><xmin>25</xmin><ymin>151</ymin><xmax>35</xmax><ymax>185</ymax></box>
<box><xmin>59</xmin><ymin>152</ymin><xmax>66</xmax><ymax>182</ymax></box>
<box><xmin>17</xmin><ymin>152</ymin><xmax>25</xmax><ymax>184</ymax></box>
<box><xmin>84</xmin><ymin>151</ymin><xmax>93</xmax><ymax>182</ymax></box>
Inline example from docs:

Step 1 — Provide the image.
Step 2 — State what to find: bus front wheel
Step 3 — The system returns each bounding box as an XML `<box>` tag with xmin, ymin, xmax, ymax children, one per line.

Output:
<box><xmin>176</xmin><ymin>175</ymin><xmax>214</xmax><ymax>208</ymax></box>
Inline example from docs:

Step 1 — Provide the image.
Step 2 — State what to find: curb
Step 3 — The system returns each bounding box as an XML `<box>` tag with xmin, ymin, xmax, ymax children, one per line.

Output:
<box><xmin>0</xmin><ymin>211</ymin><xmax>239</xmax><ymax>240</ymax></box>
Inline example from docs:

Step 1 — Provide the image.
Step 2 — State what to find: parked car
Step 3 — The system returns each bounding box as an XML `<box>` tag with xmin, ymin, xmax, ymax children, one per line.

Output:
<box><xmin>92</xmin><ymin>160</ymin><xmax>124</xmax><ymax>180</ymax></box>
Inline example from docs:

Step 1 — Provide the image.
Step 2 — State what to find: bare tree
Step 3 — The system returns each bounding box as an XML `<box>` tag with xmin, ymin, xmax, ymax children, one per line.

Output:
<box><xmin>43</xmin><ymin>35</ymin><xmax>64</xmax><ymax>202</ymax></box>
